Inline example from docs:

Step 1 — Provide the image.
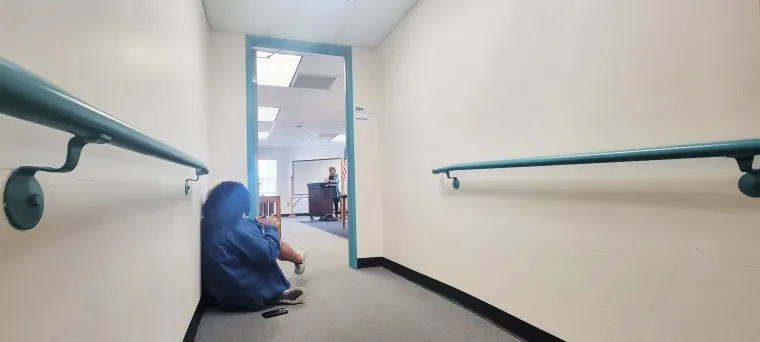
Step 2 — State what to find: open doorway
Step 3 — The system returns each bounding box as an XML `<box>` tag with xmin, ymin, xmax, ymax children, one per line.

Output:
<box><xmin>246</xmin><ymin>36</ymin><xmax>358</xmax><ymax>268</ymax></box>
<box><xmin>256</xmin><ymin>49</ymin><xmax>347</xmax><ymax>233</ymax></box>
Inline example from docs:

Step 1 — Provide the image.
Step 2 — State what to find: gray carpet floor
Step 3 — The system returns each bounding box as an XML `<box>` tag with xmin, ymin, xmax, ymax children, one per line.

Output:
<box><xmin>195</xmin><ymin>218</ymin><xmax>519</xmax><ymax>342</ymax></box>
<box><xmin>301</xmin><ymin>219</ymin><xmax>348</xmax><ymax>239</ymax></box>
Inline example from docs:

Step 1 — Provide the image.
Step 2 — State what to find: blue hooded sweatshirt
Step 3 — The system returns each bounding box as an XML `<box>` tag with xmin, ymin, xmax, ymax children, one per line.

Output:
<box><xmin>201</xmin><ymin>181</ymin><xmax>290</xmax><ymax>310</ymax></box>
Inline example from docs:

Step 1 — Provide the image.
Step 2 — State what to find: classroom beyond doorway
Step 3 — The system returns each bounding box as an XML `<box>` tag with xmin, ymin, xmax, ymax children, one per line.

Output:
<box><xmin>246</xmin><ymin>35</ymin><xmax>358</xmax><ymax>268</ymax></box>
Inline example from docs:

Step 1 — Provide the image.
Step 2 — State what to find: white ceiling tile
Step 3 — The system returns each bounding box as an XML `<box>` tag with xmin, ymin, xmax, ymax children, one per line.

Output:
<box><xmin>203</xmin><ymin>0</ymin><xmax>420</xmax><ymax>47</ymax></box>
<box><xmin>255</xmin><ymin>53</ymin><xmax>346</xmax><ymax>149</ymax></box>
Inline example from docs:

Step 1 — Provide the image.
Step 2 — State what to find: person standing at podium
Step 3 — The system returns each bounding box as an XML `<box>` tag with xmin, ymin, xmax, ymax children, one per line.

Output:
<box><xmin>327</xmin><ymin>166</ymin><xmax>340</xmax><ymax>219</ymax></box>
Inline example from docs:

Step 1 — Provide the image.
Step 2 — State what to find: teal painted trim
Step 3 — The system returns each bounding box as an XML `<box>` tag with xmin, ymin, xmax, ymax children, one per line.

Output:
<box><xmin>245</xmin><ymin>36</ymin><xmax>259</xmax><ymax>216</ymax></box>
<box><xmin>246</xmin><ymin>35</ymin><xmax>351</xmax><ymax>57</ymax></box>
<box><xmin>245</xmin><ymin>35</ymin><xmax>358</xmax><ymax>268</ymax></box>
<box><xmin>0</xmin><ymin>58</ymin><xmax>209</xmax><ymax>175</ymax></box>
<box><xmin>344</xmin><ymin>48</ymin><xmax>358</xmax><ymax>269</ymax></box>
<box><xmin>432</xmin><ymin>138</ymin><xmax>760</xmax><ymax>174</ymax></box>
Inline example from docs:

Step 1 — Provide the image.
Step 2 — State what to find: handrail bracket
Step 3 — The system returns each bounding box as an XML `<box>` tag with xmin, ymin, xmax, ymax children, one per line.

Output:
<box><xmin>735</xmin><ymin>156</ymin><xmax>760</xmax><ymax>198</ymax></box>
<box><xmin>185</xmin><ymin>172</ymin><xmax>201</xmax><ymax>195</ymax></box>
<box><xmin>445</xmin><ymin>171</ymin><xmax>460</xmax><ymax>190</ymax></box>
<box><xmin>3</xmin><ymin>134</ymin><xmax>112</xmax><ymax>230</ymax></box>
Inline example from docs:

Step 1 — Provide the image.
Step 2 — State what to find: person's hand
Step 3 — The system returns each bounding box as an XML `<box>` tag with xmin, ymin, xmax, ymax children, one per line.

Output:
<box><xmin>256</xmin><ymin>215</ymin><xmax>266</xmax><ymax>226</ymax></box>
<box><xmin>265</xmin><ymin>216</ymin><xmax>280</xmax><ymax>226</ymax></box>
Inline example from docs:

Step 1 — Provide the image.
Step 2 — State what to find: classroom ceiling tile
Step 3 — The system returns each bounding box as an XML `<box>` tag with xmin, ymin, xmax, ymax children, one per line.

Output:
<box><xmin>256</xmin><ymin>51</ymin><xmax>346</xmax><ymax>149</ymax></box>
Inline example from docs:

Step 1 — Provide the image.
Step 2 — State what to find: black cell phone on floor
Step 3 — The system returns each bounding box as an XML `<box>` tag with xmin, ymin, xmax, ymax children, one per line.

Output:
<box><xmin>262</xmin><ymin>308</ymin><xmax>288</xmax><ymax>319</ymax></box>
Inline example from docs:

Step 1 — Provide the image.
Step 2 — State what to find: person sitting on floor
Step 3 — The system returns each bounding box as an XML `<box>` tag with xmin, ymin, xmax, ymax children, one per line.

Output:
<box><xmin>201</xmin><ymin>181</ymin><xmax>307</xmax><ymax>311</ymax></box>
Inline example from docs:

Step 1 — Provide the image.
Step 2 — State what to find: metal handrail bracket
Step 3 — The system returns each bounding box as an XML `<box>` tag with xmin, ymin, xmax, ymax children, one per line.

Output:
<box><xmin>0</xmin><ymin>58</ymin><xmax>210</xmax><ymax>230</ymax></box>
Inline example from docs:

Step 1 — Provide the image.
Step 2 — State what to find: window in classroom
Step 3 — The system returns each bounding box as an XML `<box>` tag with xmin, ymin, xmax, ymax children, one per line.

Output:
<box><xmin>258</xmin><ymin>160</ymin><xmax>278</xmax><ymax>196</ymax></box>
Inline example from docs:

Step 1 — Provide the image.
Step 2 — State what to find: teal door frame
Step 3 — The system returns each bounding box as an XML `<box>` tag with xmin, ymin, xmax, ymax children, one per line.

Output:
<box><xmin>245</xmin><ymin>35</ymin><xmax>358</xmax><ymax>269</ymax></box>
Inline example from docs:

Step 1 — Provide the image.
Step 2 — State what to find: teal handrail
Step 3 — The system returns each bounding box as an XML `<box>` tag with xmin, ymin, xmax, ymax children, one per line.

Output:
<box><xmin>0</xmin><ymin>58</ymin><xmax>209</xmax><ymax>174</ymax></box>
<box><xmin>0</xmin><ymin>58</ymin><xmax>209</xmax><ymax>230</ymax></box>
<box><xmin>432</xmin><ymin>139</ymin><xmax>760</xmax><ymax>197</ymax></box>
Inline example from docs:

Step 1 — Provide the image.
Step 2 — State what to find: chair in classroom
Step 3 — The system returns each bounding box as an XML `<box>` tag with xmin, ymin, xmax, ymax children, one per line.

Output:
<box><xmin>259</xmin><ymin>195</ymin><xmax>282</xmax><ymax>235</ymax></box>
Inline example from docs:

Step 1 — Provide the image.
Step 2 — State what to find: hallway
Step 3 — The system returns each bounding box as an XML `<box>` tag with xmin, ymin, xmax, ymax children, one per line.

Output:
<box><xmin>195</xmin><ymin>218</ymin><xmax>518</xmax><ymax>342</ymax></box>
<box><xmin>3</xmin><ymin>1</ymin><xmax>760</xmax><ymax>341</ymax></box>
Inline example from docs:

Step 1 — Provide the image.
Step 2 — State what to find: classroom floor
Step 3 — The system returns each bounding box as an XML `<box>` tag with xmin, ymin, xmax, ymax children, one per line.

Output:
<box><xmin>194</xmin><ymin>218</ymin><xmax>519</xmax><ymax>342</ymax></box>
<box><xmin>301</xmin><ymin>218</ymin><xmax>348</xmax><ymax>239</ymax></box>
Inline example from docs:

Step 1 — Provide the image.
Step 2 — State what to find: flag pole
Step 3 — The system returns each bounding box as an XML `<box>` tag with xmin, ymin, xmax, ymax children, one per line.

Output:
<box><xmin>341</xmin><ymin>161</ymin><xmax>346</xmax><ymax>194</ymax></box>
<box><xmin>342</xmin><ymin>146</ymin><xmax>347</xmax><ymax>194</ymax></box>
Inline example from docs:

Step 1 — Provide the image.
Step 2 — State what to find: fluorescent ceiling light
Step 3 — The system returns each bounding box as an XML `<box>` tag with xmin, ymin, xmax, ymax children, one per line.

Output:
<box><xmin>256</xmin><ymin>51</ymin><xmax>301</xmax><ymax>87</ymax></box>
<box><xmin>258</xmin><ymin>106</ymin><xmax>280</xmax><ymax>121</ymax></box>
<box><xmin>330</xmin><ymin>134</ymin><xmax>346</xmax><ymax>142</ymax></box>
<box><xmin>258</xmin><ymin>131</ymin><xmax>270</xmax><ymax>140</ymax></box>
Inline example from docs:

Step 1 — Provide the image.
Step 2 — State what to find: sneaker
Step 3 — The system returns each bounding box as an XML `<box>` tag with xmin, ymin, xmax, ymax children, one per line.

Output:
<box><xmin>273</xmin><ymin>287</ymin><xmax>306</xmax><ymax>305</ymax></box>
<box><xmin>294</xmin><ymin>246</ymin><xmax>306</xmax><ymax>275</ymax></box>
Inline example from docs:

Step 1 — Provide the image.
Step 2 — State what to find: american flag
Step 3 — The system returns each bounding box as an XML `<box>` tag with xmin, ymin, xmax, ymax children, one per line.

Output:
<box><xmin>342</xmin><ymin>147</ymin><xmax>348</xmax><ymax>180</ymax></box>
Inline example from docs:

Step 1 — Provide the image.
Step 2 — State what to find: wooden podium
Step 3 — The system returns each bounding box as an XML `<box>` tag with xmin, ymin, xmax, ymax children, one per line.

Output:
<box><xmin>307</xmin><ymin>182</ymin><xmax>335</xmax><ymax>221</ymax></box>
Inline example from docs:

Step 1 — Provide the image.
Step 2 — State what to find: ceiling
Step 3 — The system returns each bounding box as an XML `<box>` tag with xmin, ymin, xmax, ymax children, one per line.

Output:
<box><xmin>257</xmin><ymin>49</ymin><xmax>346</xmax><ymax>149</ymax></box>
<box><xmin>203</xmin><ymin>0</ymin><xmax>420</xmax><ymax>48</ymax></box>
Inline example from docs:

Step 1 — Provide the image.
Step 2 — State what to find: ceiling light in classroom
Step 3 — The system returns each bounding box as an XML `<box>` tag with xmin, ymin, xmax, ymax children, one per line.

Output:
<box><xmin>258</xmin><ymin>106</ymin><xmax>280</xmax><ymax>121</ymax></box>
<box><xmin>256</xmin><ymin>51</ymin><xmax>301</xmax><ymax>87</ymax></box>
<box><xmin>330</xmin><ymin>134</ymin><xmax>346</xmax><ymax>142</ymax></box>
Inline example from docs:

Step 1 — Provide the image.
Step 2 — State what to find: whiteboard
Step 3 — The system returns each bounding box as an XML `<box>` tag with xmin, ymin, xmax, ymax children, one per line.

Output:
<box><xmin>292</xmin><ymin>158</ymin><xmax>342</xmax><ymax>196</ymax></box>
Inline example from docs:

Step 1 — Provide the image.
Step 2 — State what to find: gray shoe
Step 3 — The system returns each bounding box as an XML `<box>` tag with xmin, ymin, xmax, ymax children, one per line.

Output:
<box><xmin>273</xmin><ymin>287</ymin><xmax>306</xmax><ymax>305</ymax></box>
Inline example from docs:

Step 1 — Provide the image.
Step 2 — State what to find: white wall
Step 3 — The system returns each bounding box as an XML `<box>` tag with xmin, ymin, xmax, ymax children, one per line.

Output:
<box><xmin>208</xmin><ymin>31</ymin><xmax>247</xmax><ymax>187</ymax></box>
<box><xmin>0</xmin><ymin>1</ymin><xmax>208</xmax><ymax>341</ymax></box>
<box><xmin>258</xmin><ymin>147</ymin><xmax>344</xmax><ymax>214</ymax></box>
<box><xmin>378</xmin><ymin>1</ymin><xmax>760</xmax><ymax>341</ymax></box>
<box><xmin>351</xmin><ymin>47</ymin><xmax>384</xmax><ymax>258</ymax></box>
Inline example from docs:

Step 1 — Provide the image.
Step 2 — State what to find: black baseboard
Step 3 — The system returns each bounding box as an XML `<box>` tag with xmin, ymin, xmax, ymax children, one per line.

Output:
<box><xmin>356</xmin><ymin>257</ymin><xmax>565</xmax><ymax>342</ymax></box>
<box><xmin>182</xmin><ymin>294</ymin><xmax>208</xmax><ymax>342</ymax></box>
<box><xmin>356</xmin><ymin>256</ymin><xmax>385</xmax><ymax>269</ymax></box>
